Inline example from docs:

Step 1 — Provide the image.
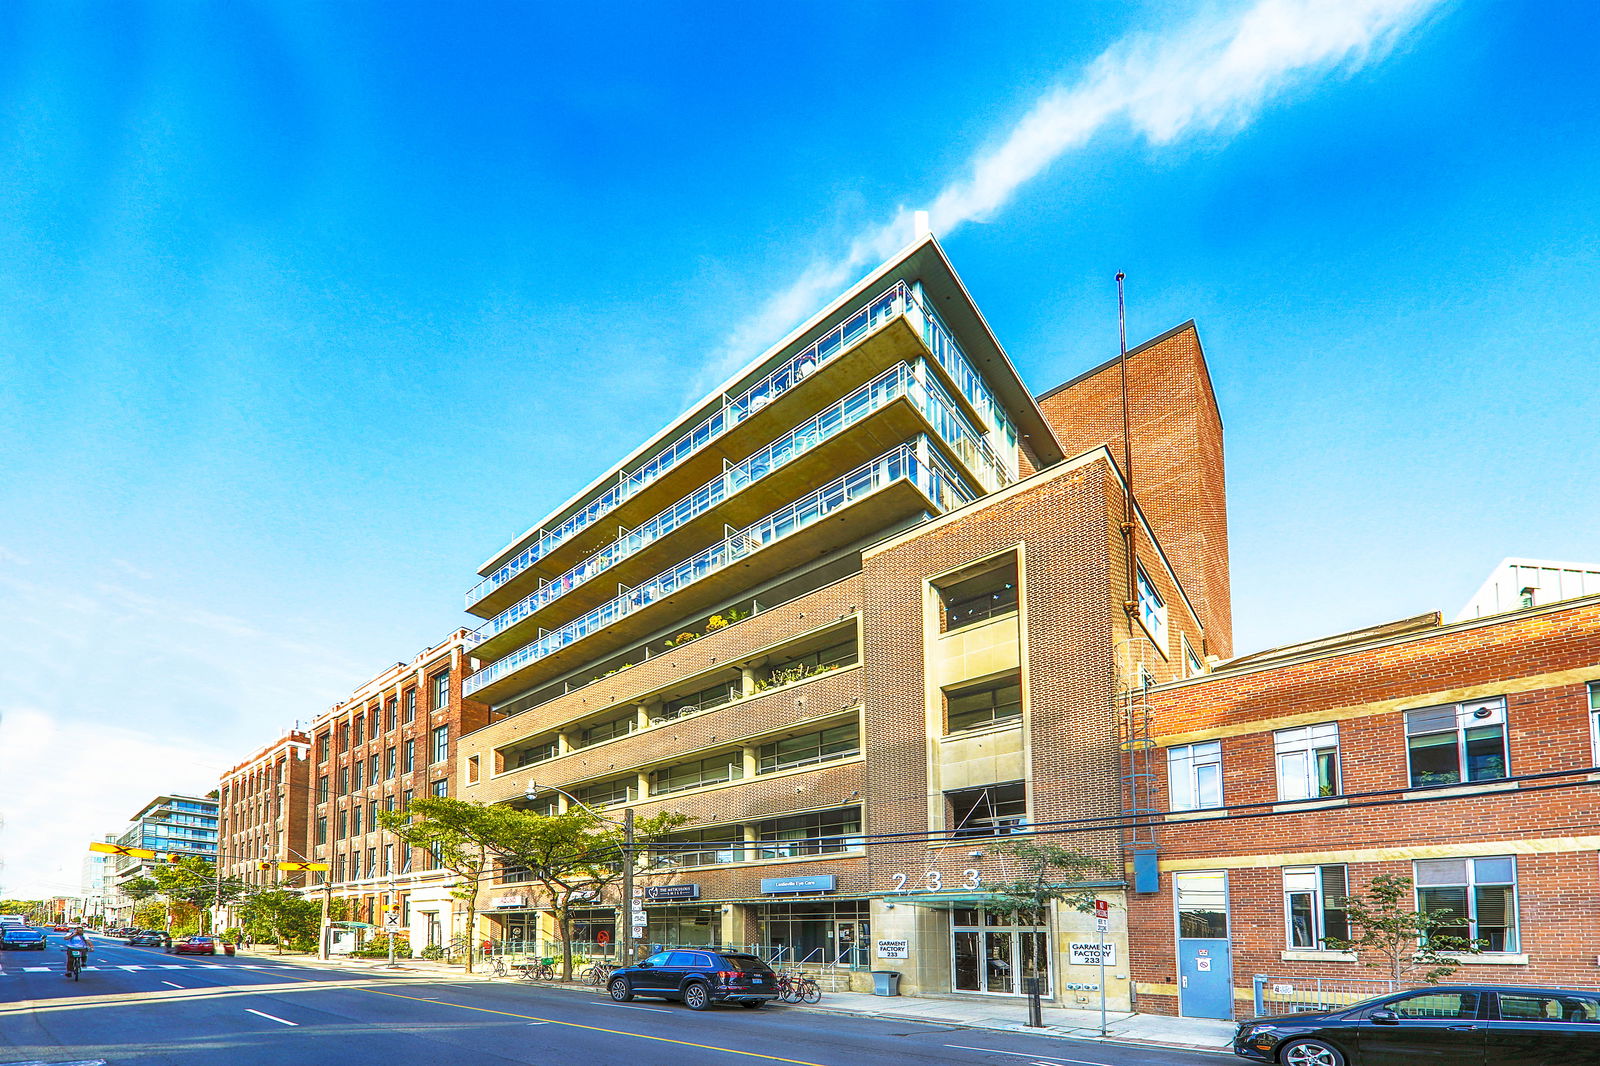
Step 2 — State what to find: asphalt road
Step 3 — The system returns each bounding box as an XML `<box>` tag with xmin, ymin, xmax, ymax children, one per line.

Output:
<box><xmin>0</xmin><ymin>934</ymin><xmax>1226</xmax><ymax>1066</ymax></box>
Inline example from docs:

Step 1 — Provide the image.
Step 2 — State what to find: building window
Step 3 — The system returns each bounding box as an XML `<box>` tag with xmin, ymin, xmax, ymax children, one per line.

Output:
<box><xmin>385</xmin><ymin>698</ymin><xmax>397</xmax><ymax>732</ymax></box>
<box><xmin>1589</xmin><ymin>683</ymin><xmax>1600</xmax><ymax>762</ymax></box>
<box><xmin>353</xmin><ymin>715</ymin><xmax>364</xmax><ymax>747</ymax></box>
<box><xmin>404</xmin><ymin>689</ymin><xmax>416</xmax><ymax>723</ymax></box>
<box><xmin>431</xmin><ymin>779</ymin><xmax>447</xmax><ymax>799</ymax></box>
<box><xmin>501</xmin><ymin>862</ymin><xmax>534</xmax><ymax>884</ymax></box>
<box><xmin>575</xmin><ymin>778</ymin><xmax>635</xmax><ymax>809</ymax></box>
<box><xmin>1415</xmin><ymin>856</ymin><xmax>1518</xmax><ymax>952</ymax></box>
<box><xmin>656</xmin><ymin>681</ymin><xmax>739</xmax><ymax>722</ymax></box>
<box><xmin>384</xmin><ymin>795</ymin><xmax>395</xmax><ymax>812</ymax></box>
<box><xmin>316</xmin><ymin>817</ymin><xmax>327</xmax><ymax>846</ymax></box>
<box><xmin>651</xmin><ymin>752</ymin><xmax>743</xmax><ymax>796</ymax></box>
<box><xmin>940</xmin><ymin>562</ymin><xmax>1019</xmax><ymax>631</ymax></box>
<box><xmin>945</xmin><ymin>676</ymin><xmax>1023</xmax><ymax>733</ymax></box>
<box><xmin>369</xmin><ymin>754</ymin><xmax>380</xmax><ymax>781</ymax></box>
<box><xmin>367</xmin><ymin>848</ymin><xmax>377</xmax><ymax>879</ymax></box>
<box><xmin>431</xmin><ymin>670</ymin><xmax>450</xmax><ymax>711</ymax></box>
<box><xmin>1183</xmin><ymin>637</ymin><xmax>1204</xmax><ymax>679</ymax></box>
<box><xmin>335</xmin><ymin>855</ymin><xmax>346</xmax><ymax>882</ymax></box>
<box><xmin>352</xmin><ymin>762</ymin><xmax>364</xmax><ymax>791</ymax></box>
<box><xmin>946</xmin><ymin>782</ymin><xmax>1027</xmax><ymax>838</ymax></box>
<box><xmin>431</xmin><ymin>725</ymin><xmax>449</xmax><ymax>764</ymax></box>
<box><xmin>756</xmin><ymin>807</ymin><xmax>862</xmax><ymax>859</ymax></box>
<box><xmin>1406</xmin><ymin>699</ymin><xmax>1508</xmax><ymax>788</ymax></box>
<box><xmin>1283</xmin><ymin>865</ymin><xmax>1349</xmax><ymax>948</ymax></box>
<box><xmin>429</xmin><ymin>842</ymin><xmax>443</xmax><ymax>869</ymax></box>
<box><xmin>339</xmin><ymin>766</ymin><xmax>349</xmax><ymax>795</ymax></box>
<box><xmin>336</xmin><ymin>808</ymin><xmax>347</xmax><ymax>839</ymax></box>
<box><xmin>466</xmin><ymin>755</ymin><xmax>480</xmax><ymax>785</ymax></box>
<box><xmin>317</xmin><ymin>733</ymin><xmax>330</xmax><ymax>762</ymax></box>
<box><xmin>758</xmin><ymin>722</ymin><xmax>861</xmax><ymax>773</ymax></box>
<box><xmin>404</xmin><ymin>739</ymin><xmax>415</xmax><ymax>772</ymax></box>
<box><xmin>651</xmin><ymin>827</ymin><xmax>748</xmax><ymax>868</ymax></box>
<box><xmin>1136</xmin><ymin>564</ymin><xmax>1167</xmax><ymax>646</ymax></box>
<box><xmin>1167</xmin><ymin>740</ymin><xmax>1222</xmax><ymax>811</ymax></box>
<box><xmin>351</xmin><ymin>806</ymin><xmax>362</xmax><ymax>835</ymax></box>
<box><xmin>385</xmin><ymin>747</ymin><xmax>396</xmax><ymax>779</ymax></box>
<box><xmin>317</xmin><ymin>776</ymin><xmax>329</xmax><ymax>804</ymax></box>
<box><xmin>1275</xmin><ymin>724</ymin><xmax>1340</xmax><ymax>800</ymax></box>
<box><xmin>368</xmin><ymin>707</ymin><xmax>379</xmax><ymax>736</ymax></box>
<box><xmin>579</xmin><ymin>713</ymin><xmax>635</xmax><ymax>747</ymax></box>
<box><xmin>760</xmin><ymin>638</ymin><xmax>859</xmax><ymax>688</ymax></box>
<box><xmin>402</xmin><ymin>788</ymin><xmax>412</xmax><ymax>810</ymax></box>
<box><xmin>505</xmin><ymin>737</ymin><xmax>559</xmax><ymax>769</ymax></box>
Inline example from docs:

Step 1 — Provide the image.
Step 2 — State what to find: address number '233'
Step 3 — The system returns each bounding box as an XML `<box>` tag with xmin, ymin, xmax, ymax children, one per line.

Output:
<box><xmin>890</xmin><ymin>869</ymin><xmax>981</xmax><ymax>892</ymax></box>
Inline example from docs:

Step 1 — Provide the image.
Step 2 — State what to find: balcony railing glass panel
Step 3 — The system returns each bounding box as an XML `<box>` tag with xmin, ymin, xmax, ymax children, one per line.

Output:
<box><xmin>464</xmin><ymin>439</ymin><xmax>974</xmax><ymax>696</ymax></box>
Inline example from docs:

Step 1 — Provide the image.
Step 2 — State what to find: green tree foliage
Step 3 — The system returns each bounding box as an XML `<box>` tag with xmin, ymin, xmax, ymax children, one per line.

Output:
<box><xmin>375</xmin><ymin>799</ymin><xmax>491</xmax><ymax>973</ymax></box>
<box><xmin>238</xmin><ymin>890</ymin><xmax>322</xmax><ymax>954</ymax></box>
<box><xmin>150</xmin><ymin>857</ymin><xmax>250</xmax><ymax>933</ymax></box>
<box><xmin>132</xmin><ymin>899</ymin><xmax>168</xmax><ymax>929</ymax></box>
<box><xmin>1324</xmin><ymin>874</ymin><xmax>1480</xmax><ymax>983</ymax></box>
<box><xmin>352</xmin><ymin>933</ymin><xmax>413</xmax><ymax>959</ymax></box>
<box><xmin>979</xmin><ymin>840</ymin><xmax>1112</xmax><ymax>924</ymax></box>
<box><xmin>120</xmin><ymin>877</ymin><xmax>161</xmax><ymax>902</ymax></box>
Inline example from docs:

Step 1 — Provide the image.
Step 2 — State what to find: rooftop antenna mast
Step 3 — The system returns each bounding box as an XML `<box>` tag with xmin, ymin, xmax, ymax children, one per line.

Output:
<box><xmin>1116</xmin><ymin>272</ymin><xmax>1137</xmax><ymax>620</ymax></box>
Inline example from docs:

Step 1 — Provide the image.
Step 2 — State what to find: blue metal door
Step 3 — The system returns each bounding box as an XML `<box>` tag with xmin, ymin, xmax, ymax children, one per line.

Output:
<box><xmin>1177</xmin><ymin>938</ymin><xmax>1233</xmax><ymax>1019</ymax></box>
<box><xmin>1174</xmin><ymin>870</ymin><xmax>1233</xmax><ymax>1020</ymax></box>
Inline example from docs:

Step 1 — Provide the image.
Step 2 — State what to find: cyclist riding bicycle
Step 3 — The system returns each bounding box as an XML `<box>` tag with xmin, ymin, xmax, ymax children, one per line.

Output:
<box><xmin>61</xmin><ymin>924</ymin><xmax>92</xmax><ymax>978</ymax></box>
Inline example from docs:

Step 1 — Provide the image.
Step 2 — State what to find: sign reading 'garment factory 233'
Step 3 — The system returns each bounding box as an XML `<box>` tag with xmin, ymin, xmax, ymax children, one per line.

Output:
<box><xmin>760</xmin><ymin>874</ymin><xmax>837</xmax><ymax>894</ymax></box>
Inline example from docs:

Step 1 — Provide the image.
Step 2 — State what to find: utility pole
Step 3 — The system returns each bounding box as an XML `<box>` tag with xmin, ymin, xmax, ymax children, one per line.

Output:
<box><xmin>320</xmin><ymin>877</ymin><xmax>332</xmax><ymax>960</ymax></box>
<box><xmin>620</xmin><ymin>808</ymin><xmax>636</xmax><ymax>967</ymax></box>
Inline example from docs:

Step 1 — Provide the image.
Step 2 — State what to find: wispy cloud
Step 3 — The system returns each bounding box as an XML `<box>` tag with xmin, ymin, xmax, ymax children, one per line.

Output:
<box><xmin>700</xmin><ymin>0</ymin><xmax>1445</xmax><ymax>388</ymax></box>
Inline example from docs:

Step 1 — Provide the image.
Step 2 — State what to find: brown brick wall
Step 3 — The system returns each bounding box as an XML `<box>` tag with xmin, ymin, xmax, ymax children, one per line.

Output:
<box><xmin>1035</xmin><ymin>322</ymin><xmax>1232</xmax><ymax>658</ymax></box>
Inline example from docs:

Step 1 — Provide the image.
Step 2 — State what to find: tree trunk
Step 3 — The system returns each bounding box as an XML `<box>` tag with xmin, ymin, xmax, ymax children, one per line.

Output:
<box><xmin>559</xmin><ymin>908</ymin><xmax>573</xmax><ymax>980</ymax></box>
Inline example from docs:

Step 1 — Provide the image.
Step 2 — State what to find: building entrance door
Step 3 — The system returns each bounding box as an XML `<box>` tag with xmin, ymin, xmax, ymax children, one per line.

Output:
<box><xmin>1174</xmin><ymin>871</ymin><xmax>1234</xmax><ymax>1020</ymax></box>
<box><xmin>951</xmin><ymin>909</ymin><xmax>1049</xmax><ymax>995</ymax></box>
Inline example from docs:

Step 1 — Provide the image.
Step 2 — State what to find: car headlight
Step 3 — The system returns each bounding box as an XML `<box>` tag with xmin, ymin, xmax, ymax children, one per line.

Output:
<box><xmin>1245</xmin><ymin>1024</ymin><xmax>1279</xmax><ymax>1039</ymax></box>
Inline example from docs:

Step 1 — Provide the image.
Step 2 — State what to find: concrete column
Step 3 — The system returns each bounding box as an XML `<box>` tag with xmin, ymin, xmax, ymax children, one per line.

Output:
<box><xmin>636</xmin><ymin>771</ymin><xmax>651</xmax><ymax>800</ymax></box>
<box><xmin>740</xmin><ymin>667</ymin><xmax>758</xmax><ymax>697</ymax></box>
<box><xmin>636</xmin><ymin>703</ymin><xmax>654</xmax><ymax>729</ymax></box>
<box><xmin>741</xmin><ymin>746</ymin><xmax>759</xmax><ymax>780</ymax></box>
<box><xmin>721</xmin><ymin>903</ymin><xmax>757</xmax><ymax>952</ymax></box>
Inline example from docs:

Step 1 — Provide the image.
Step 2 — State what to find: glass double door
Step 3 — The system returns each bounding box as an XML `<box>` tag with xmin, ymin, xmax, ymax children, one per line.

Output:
<box><xmin>952</xmin><ymin>911</ymin><xmax>1048</xmax><ymax>995</ymax></box>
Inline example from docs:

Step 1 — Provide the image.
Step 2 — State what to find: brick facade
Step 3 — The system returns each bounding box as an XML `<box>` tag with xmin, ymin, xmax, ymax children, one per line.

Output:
<box><xmin>218</xmin><ymin>731</ymin><xmax>312</xmax><ymax>917</ymax></box>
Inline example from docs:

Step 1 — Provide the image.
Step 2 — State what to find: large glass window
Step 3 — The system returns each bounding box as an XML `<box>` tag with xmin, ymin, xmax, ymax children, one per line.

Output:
<box><xmin>431</xmin><ymin>779</ymin><xmax>448</xmax><ymax>799</ymax></box>
<box><xmin>651</xmin><ymin>752</ymin><xmax>743</xmax><ymax>795</ymax></box>
<box><xmin>1406</xmin><ymin>699</ymin><xmax>1507</xmax><ymax>787</ymax></box>
<box><xmin>431</xmin><ymin>725</ymin><xmax>449</xmax><ymax>765</ymax></box>
<box><xmin>385</xmin><ymin>698</ymin><xmax>397</xmax><ymax>732</ymax></box>
<box><xmin>404</xmin><ymin>689</ymin><xmax>416</xmax><ymax>723</ymax></box>
<box><xmin>940</xmin><ymin>563</ymin><xmax>1018</xmax><ymax>631</ymax></box>
<box><xmin>579</xmin><ymin>714</ymin><xmax>636</xmax><ymax>747</ymax></box>
<box><xmin>761</xmin><ymin>638</ymin><xmax>859</xmax><ymax>688</ymax></box>
<box><xmin>652</xmin><ymin>827</ymin><xmax>748</xmax><ymax>867</ymax></box>
<box><xmin>1168</xmin><ymin>741</ymin><xmax>1222</xmax><ymax>811</ymax></box>
<box><xmin>946</xmin><ymin>676</ymin><xmax>1023</xmax><ymax>733</ymax></box>
<box><xmin>946</xmin><ymin>782</ymin><xmax>1027</xmax><ymax>838</ymax></box>
<box><xmin>385</xmin><ymin>747</ymin><xmax>396</xmax><ymax>779</ymax></box>
<box><xmin>1275</xmin><ymin>724</ymin><xmax>1340</xmax><ymax>800</ymax></box>
<box><xmin>1175</xmin><ymin>871</ymin><xmax>1228</xmax><ymax>939</ymax></box>
<box><xmin>756</xmin><ymin>807</ymin><xmax>862</xmax><ymax>858</ymax></box>
<box><xmin>656</xmin><ymin>680</ymin><xmax>739</xmax><ymax>723</ymax></box>
<box><xmin>506</xmin><ymin>737</ymin><xmax>559</xmax><ymax>770</ymax></box>
<box><xmin>1415</xmin><ymin>856</ymin><xmax>1518</xmax><ymax>952</ymax></box>
<box><xmin>758</xmin><ymin>722</ymin><xmax>860</xmax><ymax>773</ymax></box>
<box><xmin>1136</xmin><ymin>564</ymin><xmax>1167</xmax><ymax>646</ymax></box>
<box><xmin>317</xmin><ymin>733</ymin><xmax>330</xmax><ymax>762</ymax></box>
<box><xmin>352</xmin><ymin>762</ymin><xmax>364</xmax><ymax>791</ymax></box>
<box><xmin>575</xmin><ymin>777</ymin><xmax>636</xmax><ymax>808</ymax></box>
<box><xmin>431</xmin><ymin>670</ymin><xmax>450</xmax><ymax>711</ymax></box>
<box><xmin>404</xmin><ymin>739</ymin><xmax>415</xmax><ymax>772</ymax></box>
<box><xmin>353</xmin><ymin>715</ymin><xmax>364</xmax><ymax>746</ymax></box>
<box><xmin>1283</xmin><ymin>865</ymin><xmax>1349</xmax><ymax>948</ymax></box>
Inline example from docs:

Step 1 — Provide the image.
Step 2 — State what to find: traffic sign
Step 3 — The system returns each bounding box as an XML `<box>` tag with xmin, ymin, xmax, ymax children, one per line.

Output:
<box><xmin>384</xmin><ymin>912</ymin><xmax>402</xmax><ymax>929</ymax></box>
<box><xmin>89</xmin><ymin>841</ymin><xmax>157</xmax><ymax>859</ymax></box>
<box><xmin>277</xmin><ymin>861</ymin><xmax>331</xmax><ymax>872</ymax></box>
<box><xmin>1095</xmin><ymin>917</ymin><xmax>1110</xmax><ymax>932</ymax></box>
<box><xmin>1093</xmin><ymin>899</ymin><xmax>1109</xmax><ymax>920</ymax></box>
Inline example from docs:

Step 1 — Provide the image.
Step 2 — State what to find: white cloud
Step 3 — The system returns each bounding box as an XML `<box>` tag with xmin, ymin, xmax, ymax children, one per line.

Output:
<box><xmin>0</xmin><ymin>707</ymin><xmax>233</xmax><ymax>899</ymax></box>
<box><xmin>698</xmin><ymin>0</ymin><xmax>1444</xmax><ymax>389</ymax></box>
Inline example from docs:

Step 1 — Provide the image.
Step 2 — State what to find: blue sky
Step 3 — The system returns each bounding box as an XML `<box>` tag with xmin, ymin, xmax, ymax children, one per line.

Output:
<box><xmin>2</xmin><ymin>0</ymin><xmax>1596</xmax><ymax>897</ymax></box>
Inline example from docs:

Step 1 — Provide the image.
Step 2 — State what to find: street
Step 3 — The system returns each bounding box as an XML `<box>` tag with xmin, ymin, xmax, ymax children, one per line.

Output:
<box><xmin>0</xmin><ymin>936</ymin><xmax>1223</xmax><ymax>1066</ymax></box>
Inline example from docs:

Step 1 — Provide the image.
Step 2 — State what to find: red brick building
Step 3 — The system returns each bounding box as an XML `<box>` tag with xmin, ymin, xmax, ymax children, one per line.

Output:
<box><xmin>1129</xmin><ymin>596</ymin><xmax>1600</xmax><ymax>1018</ymax></box>
<box><xmin>217</xmin><ymin>730</ymin><xmax>312</xmax><ymax>927</ymax></box>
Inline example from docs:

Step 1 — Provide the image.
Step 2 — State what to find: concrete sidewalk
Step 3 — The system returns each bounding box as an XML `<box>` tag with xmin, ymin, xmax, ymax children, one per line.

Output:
<box><xmin>271</xmin><ymin>952</ymin><xmax>1235</xmax><ymax>1053</ymax></box>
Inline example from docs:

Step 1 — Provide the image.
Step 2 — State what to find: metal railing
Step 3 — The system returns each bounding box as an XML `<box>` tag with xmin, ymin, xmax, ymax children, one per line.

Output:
<box><xmin>474</xmin><ymin>359</ymin><xmax>1011</xmax><ymax>644</ymax></box>
<box><xmin>465</xmin><ymin>440</ymin><xmax>973</xmax><ymax>695</ymax></box>
<box><xmin>1252</xmin><ymin>974</ymin><xmax>1406</xmax><ymax>1016</ymax></box>
<box><xmin>465</xmin><ymin>282</ymin><xmax>1012</xmax><ymax>610</ymax></box>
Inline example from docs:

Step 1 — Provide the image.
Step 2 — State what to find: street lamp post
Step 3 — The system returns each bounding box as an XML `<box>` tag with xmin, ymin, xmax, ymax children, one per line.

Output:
<box><xmin>524</xmin><ymin>782</ymin><xmax>638</xmax><ymax>967</ymax></box>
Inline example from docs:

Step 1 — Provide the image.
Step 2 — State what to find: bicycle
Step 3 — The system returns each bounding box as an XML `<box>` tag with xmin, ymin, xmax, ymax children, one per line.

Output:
<box><xmin>64</xmin><ymin>948</ymin><xmax>87</xmax><ymax>981</ymax></box>
<box><xmin>484</xmin><ymin>954</ymin><xmax>509</xmax><ymax>978</ymax></box>
<box><xmin>516</xmin><ymin>957</ymin><xmax>556</xmax><ymax>981</ymax></box>
<box><xmin>581</xmin><ymin>961</ymin><xmax>616</xmax><ymax>987</ymax></box>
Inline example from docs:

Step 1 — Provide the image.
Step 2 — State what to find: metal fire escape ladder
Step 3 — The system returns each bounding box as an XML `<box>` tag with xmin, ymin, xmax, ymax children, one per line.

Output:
<box><xmin>1116</xmin><ymin>636</ymin><xmax>1161</xmax><ymax>892</ymax></box>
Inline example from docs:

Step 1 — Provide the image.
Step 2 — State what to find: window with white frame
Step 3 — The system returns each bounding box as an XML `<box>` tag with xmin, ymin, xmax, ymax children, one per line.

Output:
<box><xmin>1283</xmin><ymin>865</ymin><xmax>1350</xmax><ymax>948</ymax></box>
<box><xmin>1415</xmin><ymin>856</ymin><xmax>1518</xmax><ymax>952</ymax></box>
<box><xmin>1183</xmin><ymin>636</ymin><xmax>1204</xmax><ymax>679</ymax></box>
<box><xmin>1275</xmin><ymin>723</ymin><xmax>1341</xmax><ymax>800</ymax></box>
<box><xmin>1405</xmin><ymin>698</ymin><xmax>1508</xmax><ymax>788</ymax></box>
<box><xmin>1167</xmin><ymin>740</ymin><xmax>1222</xmax><ymax>811</ymax></box>
<box><xmin>1136</xmin><ymin>564</ymin><xmax>1167</xmax><ymax>646</ymax></box>
<box><xmin>1589</xmin><ymin>682</ymin><xmax>1600</xmax><ymax>763</ymax></box>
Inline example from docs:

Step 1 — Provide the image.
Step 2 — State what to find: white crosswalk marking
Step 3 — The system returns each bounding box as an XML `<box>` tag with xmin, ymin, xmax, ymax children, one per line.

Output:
<box><xmin>118</xmin><ymin>965</ymin><xmax>147</xmax><ymax>971</ymax></box>
<box><xmin>21</xmin><ymin>967</ymin><xmax>50</xmax><ymax>972</ymax></box>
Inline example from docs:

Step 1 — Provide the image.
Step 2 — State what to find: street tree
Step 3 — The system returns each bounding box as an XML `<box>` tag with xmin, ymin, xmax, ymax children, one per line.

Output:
<box><xmin>375</xmin><ymin>799</ymin><xmax>491</xmax><ymax>972</ymax></box>
<box><xmin>151</xmin><ymin>856</ymin><xmax>251</xmax><ymax>933</ymax></box>
<box><xmin>979</xmin><ymin>840</ymin><xmax>1112</xmax><ymax>924</ymax></box>
<box><xmin>1324</xmin><ymin>873</ymin><xmax>1480</xmax><ymax>983</ymax></box>
<box><xmin>120</xmin><ymin>877</ymin><xmax>160</xmax><ymax>903</ymax></box>
<box><xmin>238</xmin><ymin>889</ymin><xmax>322</xmax><ymax>954</ymax></box>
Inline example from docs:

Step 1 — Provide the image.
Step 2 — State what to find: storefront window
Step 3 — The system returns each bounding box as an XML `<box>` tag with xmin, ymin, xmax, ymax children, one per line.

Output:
<box><xmin>951</xmin><ymin>908</ymin><xmax>1048</xmax><ymax>995</ymax></box>
<box><xmin>756</xmin><ymin>901</ymin><xmax>868</xmax><ymax>969</ymax></box>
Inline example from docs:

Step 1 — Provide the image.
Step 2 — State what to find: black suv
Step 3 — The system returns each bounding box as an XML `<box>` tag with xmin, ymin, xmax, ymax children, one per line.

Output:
<box><xmin>607</xmin><ymin>949</ymin><xmax>778</xmax><ymax>1010</ymax></box>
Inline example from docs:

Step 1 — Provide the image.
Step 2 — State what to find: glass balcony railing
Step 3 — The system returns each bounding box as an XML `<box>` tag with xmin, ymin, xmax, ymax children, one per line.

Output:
<box><xmin>473</xmin><ymin>360</ymin><xmax>1012</xmax><ymax>644</ymax></box>
<box><xmin>464</xmin><ymin>439</ymin><xmax>973</xmax><ymax>697</ymax></box>
<box><xmin>465</xmin><ymin>281</ymin><xmax>1012</xmax><ymax>610</ymax></box>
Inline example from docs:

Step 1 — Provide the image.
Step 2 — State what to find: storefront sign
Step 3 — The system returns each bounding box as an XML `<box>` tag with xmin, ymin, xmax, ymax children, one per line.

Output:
<box><xmin>493</xmin><ymin>894</ymin><xmax>530</xmax><ymax>909</ymax></box>
<box><xmin>1068</xmin><ymin>941</ymin><xmax>1116</xmax><ymax>966</ymax></box>
<box><xmin>875</xmin><ymin>939</ymin><xmax>909</xmax><ymax>960</ymax></box>
<box><xmin>645</xmin><ymin>884</ymin><xmax>701</xmax><ymax>901</ymax></box>
<box><xmin>760</xmin><ymin>874</ymin><xmax>836</xmax><ymax>894</ymax></box>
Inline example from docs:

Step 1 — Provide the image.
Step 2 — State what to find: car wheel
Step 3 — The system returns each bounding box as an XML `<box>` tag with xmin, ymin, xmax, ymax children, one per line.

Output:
<box><xmin>1281</xmin><ymin>1039</ymin><xmax>1346</xmax><ymax>1066</ymax></box>
<box><xmin>608</xmin><ymin>977</ymin><xmax>634</xmax><ymax>1002</ymax></box>
<box><xmin>740</xmin><ymin>1000</ymin><xmax>764</xmax><ymax>1009</ymax></box>
<box><xmin>683</xmin><ymin>982</ymin><xmax>712</xmax><ymax>1011</ymax></box>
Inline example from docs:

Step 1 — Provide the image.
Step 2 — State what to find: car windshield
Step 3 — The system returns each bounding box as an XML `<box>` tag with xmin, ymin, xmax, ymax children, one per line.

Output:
<box><xmin>720</xmin><ymin>955</ymin><xmax>774</xmax><ymax>973</ymax></box>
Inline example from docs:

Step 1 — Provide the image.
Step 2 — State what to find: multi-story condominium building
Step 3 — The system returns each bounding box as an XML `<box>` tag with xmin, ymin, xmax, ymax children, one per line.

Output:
<box><xmin>107</xmin><ymin>793</ymin><xmax>220</xmax><ymax>920</ymax></box>
<box><xmin>305</xmin><ymin>631</ymin><xmax>488</xmax><ymax>950</ymax></box>
<box><xmin>1455</xmin><ymin>557</ymin><xmax>1600</xmax><ymax>620</ymax></box>
<box><xmin>216</xmin><ymin>730</ymin><xmax>311</xmax><ymax>927</ymax></box>
<box><xmin>1128</xmin><ymin>592</ymin><xmax>1600</xmax><ymax>1019</ymax></box>
<box><xmin>456</xmin><ymin>235</ymin><xmax>1230</xmax><ymax>1004</ymax></box>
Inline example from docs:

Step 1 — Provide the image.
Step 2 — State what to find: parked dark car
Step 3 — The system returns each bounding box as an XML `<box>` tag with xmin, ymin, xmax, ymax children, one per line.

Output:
<box><xmin>1234</xmin><ymin>985</ymin><xmax>1600</xmax><ymax>1065</ymax></box>
<box><xmin>126</xmin><ymin>930</ymin><xmax>170</xmax><ymax>947</ymax></box>
<box><xmin>607</xmin><ymin>950</ymin><xmax>778</xmax><ymax>1010</ymax></box>
<box><xmin>0</xmin><ymin>926</ymin><xmax>47</xmax><ymax>950</ymax></box>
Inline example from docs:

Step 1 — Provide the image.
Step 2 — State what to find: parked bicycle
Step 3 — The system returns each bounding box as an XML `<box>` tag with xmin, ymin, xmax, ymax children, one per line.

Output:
<box><xmin>774</xmin><ymin>971</ymin><xmax>821</xmax><ymax>1004</ymax></box>
<box><xmin>582</xmin><ymin>961</ymin><xmax>616</xmax><ymax>987</ymax></box>
<box><xmin>516</xmin><ymin>957</ymin><xmax>557</xmax><ymax>981</ymax></box>
<box><xmin>484</xmin><ymin>954</ymin><xmax>509</xmax><ymax>978</ymax></box>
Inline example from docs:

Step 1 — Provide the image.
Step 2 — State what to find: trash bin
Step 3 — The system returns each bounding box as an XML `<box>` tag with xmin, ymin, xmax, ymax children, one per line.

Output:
<box><xmin>871</xmin><ymin>970</ymin><xmax>902</xmax><ymax>996</ymax></box>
